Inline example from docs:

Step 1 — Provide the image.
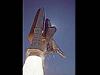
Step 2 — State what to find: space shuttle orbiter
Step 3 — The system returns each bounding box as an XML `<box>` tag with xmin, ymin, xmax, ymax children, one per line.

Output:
<box><xmin>26</xmin><ymin>8</ymin><xmax>65</xmax><ymax>59</ymax></box>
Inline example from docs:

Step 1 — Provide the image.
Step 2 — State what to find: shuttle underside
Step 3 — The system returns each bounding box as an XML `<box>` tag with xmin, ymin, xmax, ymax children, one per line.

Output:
<box><xmin>26</xmin><ymin>8</ymin><xmax>65</xmax><ymax>59</ymax></box>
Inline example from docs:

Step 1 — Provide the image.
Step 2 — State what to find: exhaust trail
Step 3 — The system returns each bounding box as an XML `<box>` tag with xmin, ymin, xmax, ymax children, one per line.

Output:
<box><xmin>23</xmin><ymin>56</ymin><xmax>44</xmax><ymax>75</ymax></box>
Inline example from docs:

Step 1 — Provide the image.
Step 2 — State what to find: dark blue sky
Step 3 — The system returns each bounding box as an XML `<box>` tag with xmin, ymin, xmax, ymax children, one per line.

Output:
<box><xmin>23</xmin><ymin>0</ymin><xmax>75</xmax><ymax>75</ymax></box>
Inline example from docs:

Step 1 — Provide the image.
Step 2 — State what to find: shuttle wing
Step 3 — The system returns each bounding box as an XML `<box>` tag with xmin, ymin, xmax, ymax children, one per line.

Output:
<box><xmin>52</xmin><ymin>39</ymin><xmax>65</xmax><ymax>58</ymax></box>
<box><xmin>46</xmin><ymin>39</ymin><xmax>65</xmax><ymax>58</ymax></box>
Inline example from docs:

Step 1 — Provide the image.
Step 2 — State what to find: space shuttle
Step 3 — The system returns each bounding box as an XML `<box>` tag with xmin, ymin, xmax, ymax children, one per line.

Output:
<box><xmin>26</xmin><ymin>8</ymin><xmax>65</xmax><ymax>59</ymax></box>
